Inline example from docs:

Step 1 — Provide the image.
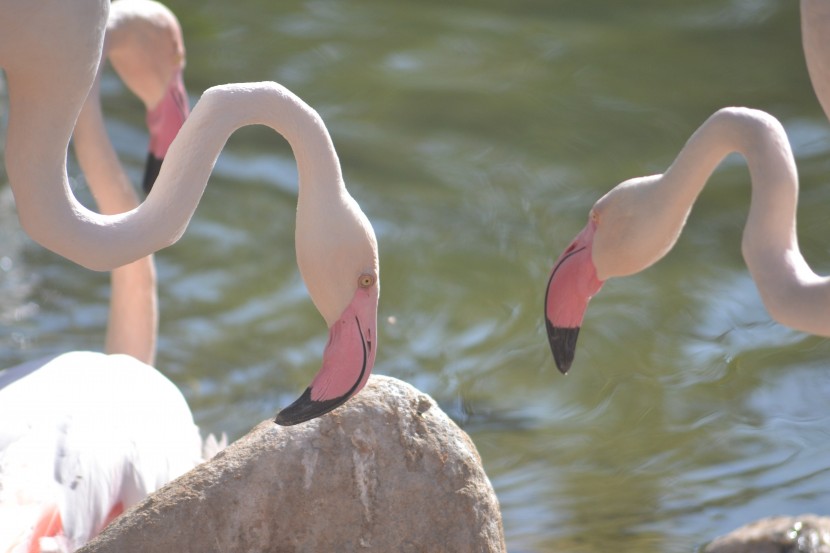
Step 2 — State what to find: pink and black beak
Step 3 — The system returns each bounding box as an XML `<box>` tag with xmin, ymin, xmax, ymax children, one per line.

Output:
<box><xmin>544</xmin><ymin>219</ymin><xmax>604</xmax><ymax>374</ymax></box>
<box><xmin>143</xmin><ymin>69</ymin><xmax>189</xmax><ymax>194</ymax></box>
<box><xmin>275</xmin><ymin>285</ymin><xmax>378</xmax><ymax>426</ymax></box>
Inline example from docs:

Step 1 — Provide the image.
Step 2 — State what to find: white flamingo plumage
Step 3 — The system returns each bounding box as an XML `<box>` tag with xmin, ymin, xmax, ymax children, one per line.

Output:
<box><xmin>0</xmin><ymin>353</ymin><xmax>212</xmax><ymax>553</ymax></box>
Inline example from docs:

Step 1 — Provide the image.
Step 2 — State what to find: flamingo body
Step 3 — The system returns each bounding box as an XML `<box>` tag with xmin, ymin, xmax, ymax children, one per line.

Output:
<box><xmin>0</xmin><ymin>353</ymin><xmax>204</xmax><ymax>553</ymax></box>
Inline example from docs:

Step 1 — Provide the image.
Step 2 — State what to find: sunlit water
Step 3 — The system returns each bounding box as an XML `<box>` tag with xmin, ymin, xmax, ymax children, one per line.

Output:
<box><xmin>2</xmin><ymin>1</ymin><xmax>830</xmax><ymax>551</ymax></box>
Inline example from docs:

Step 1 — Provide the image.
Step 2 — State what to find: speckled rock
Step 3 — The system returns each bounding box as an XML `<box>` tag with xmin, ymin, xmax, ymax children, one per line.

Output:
<box><xmin>77</xmin><ymin>375</ymin><xmax>506</xmax><ymax>553</ymax></box>
<box><xmin>704</xmin><ymin>514</ymin><xmax>830</xmax><ymax>553</ymax></box>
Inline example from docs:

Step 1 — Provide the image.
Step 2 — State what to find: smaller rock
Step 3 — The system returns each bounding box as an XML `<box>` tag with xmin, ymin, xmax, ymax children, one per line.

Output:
<box><xmin>77</xmin><ymin>375</ymin><xmax>506</xmax><ymax>553</ymax></box>
<box><xmin>703</xmin><ymin>514</ymin><xmax>830</xmax><ymax>553</ymax></box>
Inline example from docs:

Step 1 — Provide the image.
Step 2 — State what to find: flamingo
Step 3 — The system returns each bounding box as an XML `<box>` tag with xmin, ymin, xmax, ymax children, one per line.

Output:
<box><xmin>0</xmin><ymin>3</ymin><xmax>218</xmax><ymax>551</ymax></box>
<box><xmin>544</xmin><ymin>0</ymin><xmax>830</xmax><ymax>374</ymax></box>
<box><xmin>78</xmin><ymin>0</ymin><xmax>190</xmax><ymax>198</ymax></box>
<box><xmin>0</xmin><ymin>354</ymin><xmax>213</xmax><ymax>553</ymax></box>
<box><xmin>73</xmin><ymin>0</ymin><xmax>189</xmax><ymax>365</ymax></box>
<box><xmin>1</xmin><ymin>2</ymin><xmax>379</xmax><ymax>423</ymax></box>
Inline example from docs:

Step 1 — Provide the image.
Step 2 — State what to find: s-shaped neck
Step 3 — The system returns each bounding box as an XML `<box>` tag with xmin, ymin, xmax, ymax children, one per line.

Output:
<box><xmin>661</xmin><ymin>107</ymin><xmax>830</xmax><ymax>335</ymax></box>
<box><xmin>14</xmin><ymin>82</ymin><xmax>345</xmax><ymax>271</ymax></box>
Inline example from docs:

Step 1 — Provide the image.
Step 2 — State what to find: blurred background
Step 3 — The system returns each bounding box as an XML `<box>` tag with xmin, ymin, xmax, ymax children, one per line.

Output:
<box><xmin>2</xmin><ymin>0</ymin><xmax>830</xmax><ymax>551</ymax></box>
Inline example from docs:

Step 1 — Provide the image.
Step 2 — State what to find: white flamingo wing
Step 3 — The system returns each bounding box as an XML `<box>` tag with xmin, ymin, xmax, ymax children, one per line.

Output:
<box><xmin>0</xmin><ymin>352</ymin><xmax>203</xmax><ymax>552</ymax></box>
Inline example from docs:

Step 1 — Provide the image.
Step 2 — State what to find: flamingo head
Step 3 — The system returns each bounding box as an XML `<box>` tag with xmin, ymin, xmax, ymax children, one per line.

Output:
<box><xmin>104</xmin><ymin>0</ymin><xmax>189</xmax><ymax>193</ymax></box>
<box><xmin>275</xmin><ymin>195</ymin><xmax>380</xmax><ymax>426</ymax></box>
<box><xmin>544</xmin><ymin>173</ymin><xmax>689</xmax><ymax>372</ymax></box>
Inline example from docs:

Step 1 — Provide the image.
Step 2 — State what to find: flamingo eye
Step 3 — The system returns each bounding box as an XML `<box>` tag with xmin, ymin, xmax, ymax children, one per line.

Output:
<box><xmin>358</xmin><ymin>273</ymin><xmax>375</xmax><ymax>288</ymax></box>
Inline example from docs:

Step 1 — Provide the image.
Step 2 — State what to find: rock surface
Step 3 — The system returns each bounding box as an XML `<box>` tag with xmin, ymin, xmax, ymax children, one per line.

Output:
<box><xmin>704</xmin><ymin>514</ymin><xmax>830</xmax><ymax>553</ymax></box>
<box><xmin>77</xmin><ymin>375</ymin><xmax>506</xmax><ymax>553</ymax></box>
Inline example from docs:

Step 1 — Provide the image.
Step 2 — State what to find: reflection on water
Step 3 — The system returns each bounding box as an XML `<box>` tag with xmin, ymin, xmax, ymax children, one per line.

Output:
<box><xmin>2</xmin><ymin>1</ymin><xmax>830</xmax><ymax>551</ymax></box>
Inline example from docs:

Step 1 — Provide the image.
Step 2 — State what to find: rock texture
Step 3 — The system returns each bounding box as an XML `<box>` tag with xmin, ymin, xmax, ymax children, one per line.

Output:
<box><xmin>704</xmin><ymin>515</ymin><xmax>830</xmax><ymax>553</ymax></box>
<box><xmin>77</xmin><ymin>375</ymin><xmax>506</xmax><ymax>553</ymax></box>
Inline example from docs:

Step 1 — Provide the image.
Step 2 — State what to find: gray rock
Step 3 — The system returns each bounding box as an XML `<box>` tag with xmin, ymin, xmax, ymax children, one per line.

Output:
<box><xmin>77</xmin><ymin>375</ymin><xmax>506</xmax><ymax>553</ymax></box>
<box><xmin>703</xmin><ymin>514</ymin><xmax>830</xmax><ymax>553</ymax></box>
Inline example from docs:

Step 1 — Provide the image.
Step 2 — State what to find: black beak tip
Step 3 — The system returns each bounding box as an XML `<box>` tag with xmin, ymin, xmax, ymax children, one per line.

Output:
<box><xmin>546</xmin><ymin>320</ymin><xmax>580</xmax><ymax>375</ymax></box>
<box><xmin>274</xmin><ymin>387</ymin><xmax>350</xmax><ymax>427</ymax></box>
<box><xmin>142</xmin><ymin>152</ymin><xmax>164</xmax><ymax>195</ymax></box>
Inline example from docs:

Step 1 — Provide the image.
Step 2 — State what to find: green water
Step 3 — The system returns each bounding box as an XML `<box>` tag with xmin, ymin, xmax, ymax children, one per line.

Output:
<box><xmin>2</xmin><ymin>1</ymin><xmax>830</xmax><ymax>551</ymax></box>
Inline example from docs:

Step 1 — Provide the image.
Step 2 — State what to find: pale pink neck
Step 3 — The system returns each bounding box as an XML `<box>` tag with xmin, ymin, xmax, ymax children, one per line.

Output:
<box><xmin>661</xmin><ymin>108</ymin><xmax>799</xmax><ymax>257</ymax></box>
<box><xmin>8</xmin><ymin>82</ymin><xmax>344</xmax><ymax>272</ymax></box>
<box><xmin>651</xmin><ymin>108</ymin><xmax>830</xmax><ymax>335</ymax></box>
<box><xmin>73</xmin><ymin>68</ymin><xmax>158</xmax><ymax>366</ymax></box>
<box><xmin>803</xmin><ymin>0</ymin><xmax>830</xmax><ymax>124</ymax></box>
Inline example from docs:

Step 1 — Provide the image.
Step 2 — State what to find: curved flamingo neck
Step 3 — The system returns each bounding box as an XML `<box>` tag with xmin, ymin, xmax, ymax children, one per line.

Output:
<box><xmin>597</xmin><ymin>107</ymin><xmax>830</xmax><ymax>336</ymax></box>
<box><xmin>73</xmin><ymin>69</ymin><xmax>158</xmax><ymax>366</ymax></box>
<box><xmin>661</xmin><ymin>108</ymin><xmax>799</xmax><ymax>258</ymax></box>
<box><xmin>3</xmin><ymin>0</ymin><xmax>108</xmax><ymax>245</ymax></box>
<box><xmin>10</xmin><ymin>82</ymin><xmax>344</xmax><ymax>272</ymax></box>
